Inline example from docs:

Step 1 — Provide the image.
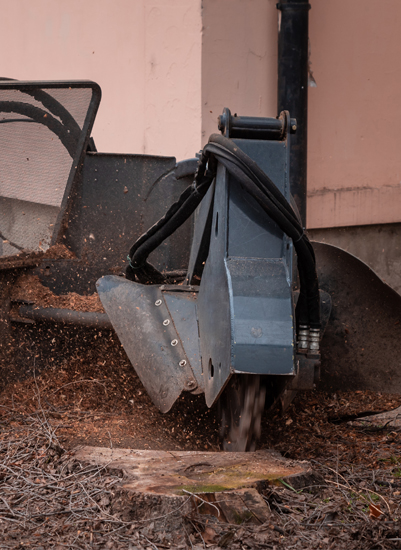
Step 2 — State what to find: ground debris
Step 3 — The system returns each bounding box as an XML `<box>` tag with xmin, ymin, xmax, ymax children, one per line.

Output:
<box><xmin>0</xmin><ymin>342</ymin><xmax>400</xmax><ymax>547</ymax></box>
<box><xmin>0</xmin><ymin>396</ymin><xmax>399</xmax><ymax>549</ymax></box>
<box><xmin>11</xmin><ymin>273</ymin><xmax>104</xmax><ymax>312</ymax></box>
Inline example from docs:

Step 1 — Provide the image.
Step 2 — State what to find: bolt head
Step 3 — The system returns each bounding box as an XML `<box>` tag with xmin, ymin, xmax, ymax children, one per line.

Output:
<box><xmin>155</xmin><ymin>299</ymin><xmax>162</xmax><ymax>306</ymax></box>
<box><xmin>163</xmin><ymin>319</ymin><xmax>170</xmax><ymax>326</ymax></box>
<box><xmin>171</xmin><ymin>339</ymin><xmax>178</xmax><ymax>347</ymax></box>
<box><xmin>179</xmin><ymin>360</ymin><xmax>187</xmax><ymax>367</ymax></box>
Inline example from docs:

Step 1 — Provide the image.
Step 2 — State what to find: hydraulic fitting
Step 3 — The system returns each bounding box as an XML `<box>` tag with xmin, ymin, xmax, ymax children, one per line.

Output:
<box><xmin>309</xmin><ymin>327</ymin><xmax>320</xmax><ymax>353</ymax></box>
<box><xmin>298</xmin><ymin>325</ymin><xmax>309</xmax><ymax>351</ymax></box>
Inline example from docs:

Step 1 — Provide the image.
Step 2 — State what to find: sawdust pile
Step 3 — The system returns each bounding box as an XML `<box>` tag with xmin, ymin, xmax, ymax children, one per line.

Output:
<box><xmin>11</xmin><ymin>274</ymin><xmax>104</xmax><ymax>313</ymax></box>
<box><xmin>41</xmin><ymin>243</ymin><xmax>77</xmax><ymax>259</ymax></box>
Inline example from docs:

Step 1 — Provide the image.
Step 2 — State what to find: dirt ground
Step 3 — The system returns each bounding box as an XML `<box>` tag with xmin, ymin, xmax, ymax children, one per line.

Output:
<box><xmin>0</xmin><ymin>327</ymin><xmax>401</xmax><ymax>549</ymax></box>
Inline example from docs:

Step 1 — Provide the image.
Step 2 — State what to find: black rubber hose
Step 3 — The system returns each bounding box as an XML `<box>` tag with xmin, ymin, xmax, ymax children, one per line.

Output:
<box><xmin>126</xmin><ymin>154</ymin><xmax>216</xmax><ymax>283</ymax></box>
<box><xmin>126</xmin><ymin>182</ymin><xmax>208</xmax><ymax>282</ymax></box>
<box><xmin>206</xmin><ymin>135</ymin><xmax>302</xmax><ymax>228</ymax></box>
<box><xmin>128</xmin><ymin>184</ymin><xmax>196</xmax><ymax>264</ymax></box>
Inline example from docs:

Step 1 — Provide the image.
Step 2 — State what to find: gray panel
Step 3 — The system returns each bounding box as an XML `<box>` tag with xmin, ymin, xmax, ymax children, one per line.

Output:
<box><xmin>228</xmin><ymin>258</ymin><xmax>294</xmax><ymax>375</ymax></box>
<box><xmin>96</xmin><ymin>275</ymin><xmax>197</xmax><ymax>413</ymax></box>
<box><xmin>227</xmin><ymin>140</ymin><xmax>289</xmax><ymax>260</ymax></box>
<box><xmin>198</xmin><ymin>165</ymin><xmax>233</xmax><ymax>408</ymax></box>
<box><xmin>233</xmin><ymin>140</ymin><xmax>288</xmax><ymax>195</ymax></box>
<box><xmin>228</xmin><ymin>177</ymin><xmax>284</xmax><ymax>259</ymax></box>
<box><xmin>234</xmin><ymin>345</ymin><xmax>293</xmax><ymax>375</ymax></box>
<box><xmin>163</xmin><ymin>291</ymin><xmax>203</xmax><ymax>392</ymax></box>
<box><xmin>0</xmin><ymin>197</ymin><xmax>58</xmax><ymax>255</ymax></box>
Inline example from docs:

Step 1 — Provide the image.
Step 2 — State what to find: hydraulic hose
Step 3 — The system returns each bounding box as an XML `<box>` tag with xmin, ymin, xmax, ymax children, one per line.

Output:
<box><xmin>126</xmin><ymin>155</ymin><xmax>216</xmax><ymax>283</ymax></box>
<box><xmin>126</xmin><ymin>135</ymin><xmax>320</xmax><ymax>329</ymax></box>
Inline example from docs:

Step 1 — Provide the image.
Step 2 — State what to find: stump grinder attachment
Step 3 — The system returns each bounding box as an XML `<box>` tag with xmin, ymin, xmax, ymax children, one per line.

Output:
<box><xmin>1</xmin><ymin>81</ymin><xmax>401</xmax><ymax>452</ymax></box>
<box><xmin>97</xmin><ymin>108</ymin><xmax>328</xmax><ymax>450</ymax></box>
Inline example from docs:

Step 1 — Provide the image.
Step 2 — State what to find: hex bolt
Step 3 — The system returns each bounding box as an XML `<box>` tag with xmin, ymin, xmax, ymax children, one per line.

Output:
<box><xmin>179</xmin><ymin>360</ymin><xmax>187</xmax><ymax>367</ymax></box>
<box><xmin>171</xmin><ymin>339</ymin><xmax>178</xmax><ymax>347</ymax></box>
<box><xmin>163</xmin><ymin>319</ymin><xmax>170</xmax><ymax>326</ymax></box>
<box><xmin>155</xmin><ymin>299</ymin><xmax>162</xmax><ymax>306</ymax></box>
<box><xmin>186</xmin><ymin>380</ymin><xmax>195</xmax><ymax>388</ymax></box>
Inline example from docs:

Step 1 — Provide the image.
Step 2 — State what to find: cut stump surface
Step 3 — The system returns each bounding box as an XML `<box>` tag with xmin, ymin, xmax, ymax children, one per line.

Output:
<box><xmin>74</xmin><ymin>446</ymin><xmax>315</xmax><ymax>495</ymax></box>
<box><xmin>74</xmin><ymin>446</ymin><xmax>320</xmax><ymax>525</ymax></box>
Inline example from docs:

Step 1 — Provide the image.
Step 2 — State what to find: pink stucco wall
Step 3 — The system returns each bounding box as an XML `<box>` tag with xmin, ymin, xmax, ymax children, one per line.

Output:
<box><xmin>0</xmin><ymin>0</ymin><xmax>202</xmax><ymax>159</ymax></box>
<box><xmin>1</xmin><ymin>0</ymin><xmax>401</xmax><ymax>229</ymax></box>
<box><xmin>201</xmin><ymin>0</ymin><xmax>278</xmax><ymax>142</ymax></box>
<box><xmin>201</xmin><ymin>0</ymin><xmax>401</xmax><ymax>229</ymax></box>
<box><xmin>307</xmin><ymin>0</ymin><xmax>401</xmax><ymax>228</ymax></box>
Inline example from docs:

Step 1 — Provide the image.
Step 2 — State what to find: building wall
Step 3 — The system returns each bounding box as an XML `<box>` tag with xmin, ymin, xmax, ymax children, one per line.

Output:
<box><xmin>0</xmin><ymin>0</ymin><xmax>202</xmax><ymax>159</ymax></box>
<box><xmin>201</xmin><ymin>0</ymin><xmax>401</xmax><ymax>230</ymax></box>
<box><xmin>1</xmin><ymin>0</ymin><xmax>401</xmax><ymax>232</ymax></box>
<box><xmin>201</xmin><ymin>0</ymin><xmax>278</xmax><ymax>142</ymax></box>
<box><xmin>307</xmin><ymin>0</ymin><xmax>401</xmax><ymax>229</ymax></box>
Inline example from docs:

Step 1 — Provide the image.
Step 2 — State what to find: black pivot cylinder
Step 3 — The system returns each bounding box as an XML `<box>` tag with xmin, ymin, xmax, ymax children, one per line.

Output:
<box><xmin>277</xmin><ymin>0</ymin><xmax>310</xmax><ymax>226</ymax></box>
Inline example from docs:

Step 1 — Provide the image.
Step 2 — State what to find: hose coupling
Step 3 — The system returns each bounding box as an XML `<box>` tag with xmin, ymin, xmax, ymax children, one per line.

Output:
<box><xmin>309</xmin><ymin>328</ymin><xmax>320</xmax><ymax>353</ymax></box>
<box><xmin>297</xmin><ymin>325</ymin><xmax>309</xmax><ymax>351</ymax></box>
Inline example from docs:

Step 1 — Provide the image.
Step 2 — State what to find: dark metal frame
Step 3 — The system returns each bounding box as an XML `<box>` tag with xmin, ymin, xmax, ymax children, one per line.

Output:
<box><xmin>0</xmin><ymin>80</ymin><xmax>101</xmax><ymax>247</ymax></box>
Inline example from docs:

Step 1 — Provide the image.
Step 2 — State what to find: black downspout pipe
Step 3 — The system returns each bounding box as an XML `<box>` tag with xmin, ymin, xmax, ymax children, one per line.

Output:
<box><xmin>277</xmin><ymin>0</ymin><xmax>311</xmax><ymax>227</ymax></box>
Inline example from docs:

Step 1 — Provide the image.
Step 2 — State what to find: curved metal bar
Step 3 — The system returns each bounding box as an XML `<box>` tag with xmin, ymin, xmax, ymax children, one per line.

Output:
<box><xmin>21</xmin><ymin>88</ymin><xmax>82</xmax><ymax>143</ymax></box>
<box><xmin>0</xmin><ymin>101</ymin><xmax>78</xmax><ymax>158</ymax></box>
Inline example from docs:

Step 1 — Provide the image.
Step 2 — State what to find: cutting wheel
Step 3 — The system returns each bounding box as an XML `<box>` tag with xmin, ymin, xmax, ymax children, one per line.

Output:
<box><xmin>218</xmin><ymin>374</ymin><xmax>266</xmax><ymax>452</ymax></box>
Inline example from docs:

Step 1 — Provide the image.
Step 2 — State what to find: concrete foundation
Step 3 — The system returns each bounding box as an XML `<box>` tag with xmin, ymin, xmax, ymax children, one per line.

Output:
<box><xmin>309</xmin><ymin>223</ymin><xmax>401</xmax><ymax>296</ymax></box>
